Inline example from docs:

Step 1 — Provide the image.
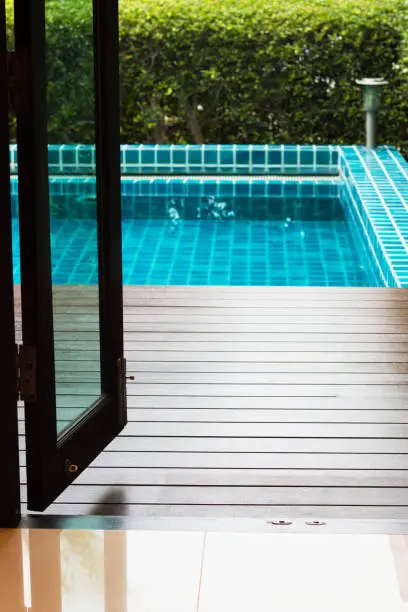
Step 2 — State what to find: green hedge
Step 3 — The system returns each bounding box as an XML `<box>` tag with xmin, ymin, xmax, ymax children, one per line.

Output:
<box><xmin>6</xmin><ymin>0</ymin><xmax>408</xmax><ymax>153</ymax></box>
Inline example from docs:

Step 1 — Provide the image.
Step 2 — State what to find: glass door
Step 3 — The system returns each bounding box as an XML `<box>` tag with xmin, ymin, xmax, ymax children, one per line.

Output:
<box><xmin>14</xmin><ymin>0</ymin><xmax>125</xmax><ymax>511</ymax></box>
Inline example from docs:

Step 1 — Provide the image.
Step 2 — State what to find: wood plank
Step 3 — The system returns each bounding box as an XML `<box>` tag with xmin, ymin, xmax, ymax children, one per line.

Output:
<box><xmin>18</xmin><ymin>451</ymin><xmax>408</xmax><ymax>470</ymax></box>
<box><xmin>111</xmin><ymin>422</ymin><xmax>408</xmax><ymax>438</ymax></box>
<box><xmin>51</xmin><ymin>320</ymin><xmax>408</xmax><ymax>333</ymax></box>
<box><xmin>18</xmin><ymin>435</ymin><xmax>408</xmax><ymax>453</ymax></box>
<box><xmin>47</xmin><ymin>291</ymin><xmax>408</xmax><ymax>303</ymax></box>
<box><xmin>44</xmin><ymin>285</ymin><xmax>408</xmax><ymax>297</ymax></box>
<box><xmin>16</xmin><ymin>397</ymin><xmax>408</xmax><ymax>414</ymax></box>
<box><xmin>123</xmin><ymin>343</ymin><xmax>408</xmax><ymax>353</ymax></box>
<box><xmin>52</xmin><ymin>382</ymin><xmax>100</xmax><ymax>396</ymax></box>
<box><xmin>57</xmin><ymin>468</ymin><xmax>408</xmax><ymax>487</ymax></box>
<box><xmin>53</xmin><ymin>335</ymin><xmax>99</xmax><ymax>345</ymax></box>
<box><xmin>122</xmin><ymin>323</ymin><xmax>408</xmax><ymax>334</ymax></box>
<box><xmin>20</xmin><ymin>485</ymin><xmax>408</xmax><ymax>506</ymax></box>
<box><xmin>124</xmin><ymin>331</ymin><xmax>408</xmax><ymax>341</ymax></box>
<box><xmin>53</xmin><ymin>371</ymin><xmax>408</xmax><ymax>384</ymax></box>
<box><xmin>38</xmin><ymin>288</ymin><xmax>408</xmax><ymax>306</ymax></box>
<box><xmin>24</xmin><ymin>502</ymin><xmax>408</xmax><ymax>520</ymax></box>
<box><xmin>103</xmin><ymin>436</ymin><xmax>408</xmax><ymax>453</ymax></box>
<box><xmin>53</xmin><ymin>298</ymin><xmax>408</xmax><ymax>308</ymax></box>
<box><xmin>121</xmin><ymin>312</ymin><xmax>408</xmax><ymax>322</ymax></box>
<box><xmin>20</xmin><ymin>468</ymin><xmax>408</xmax><ymax>488</ymax></box>
<box><xmin>122</xmin><ymin>384</ymin><xmax>408</xmax><ymax>397</ymax></box>
<box><xmin>46</xmin><ymin>382</ymin><xmax>408</xmax><ymax>397</ymax></box>
<box><xmin>56</xmin><ymin>306</ymin><xmax>408</xmax><ymax>316</ymax></box>
<box><xmin>54</xmin><ymin>360</ymin><xmax>408</xmax><ymax>373</ymax></box>
<box><xmin>45</xmin><ymin>395</ymin><xmax>408</xmax><ymax>410</ymax></box>
<box><xmin>125</xmin><ymin>310</ymin><xmax>408</xmax><ymax>319</ymax></box>
<box><xmin>53</xmin><ymin>332</ymin><xmax>408</xmax><ymax>343</ymax></box>
<box><xmin>122</xmin><ymin>408</ymin><xmax>408</xmax><ymax>423</ymax></box>
<box><xmin>132</xmin><ymin>371</ymin><xmax>408</xmax><ymax>384</ymax></box>
<box><xmin>18</xmin><ymin>407</ymin><xmax>408</xmax><ymax>424</ymax></box>
<box><xmin>56</xmin><ymin>350</ymin><xmax>408</xmax><ymax>363</ymax></box>
<box><xmin>18</xmin><ymin>420</ymin><xmax>408</xmax><ymax>439</ymax></box>
<box><xmin>34</xmin><ymin>503</ymin><xmax>408</xmax><ymax>520</ymax></box>
<box><xmin>122</xmin><ymin>297</ymin><xmax>408</xmax><ymax>305</ymax></box>
<box><xmin>87</xmin><ymin>451</ymin><xmax>408</xmax><ymax>470</ymax></box>
<box><xmin>122</xmin><ymin>287</ymin><xmax>408</xmax><ymax>299</ymax></box>
<box><xmin>55</xmin><ymin>350</ymin><xmax>100</xmax><ymax>361</ymax></box>
<box><xmin>52</xmin><ymin>310</ymin><xmax>408</xmax><ymax>321</ymax></box>
<box><xmin>55</xmin><ymin>360</ymin><xmax>101</xmax><ymax>372</ymax></box>
<box><xmin>122</xmin><ymin>286</ymin><xmax>408</xmax><ymax>296</ymax></box>
<box><xmin>51</xmin><ymin>341</ymin><xmax>408</xmax><ymax>353</ymax></box>
<box><xmin>52</xmin><ymin>323</ymin><xmax>99</xmax><ymax>332</ymax></box>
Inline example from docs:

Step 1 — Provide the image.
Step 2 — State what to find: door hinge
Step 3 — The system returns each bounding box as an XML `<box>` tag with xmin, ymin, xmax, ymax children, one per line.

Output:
<box><xmin>16</xmin><ymin>344</ymin><xmax>37</xmax><ymax>402</ymax></box>
<box><xmin>7</xmin><ymin>49</ymin><xmax>29</xmax><ymax>115</ymax></box>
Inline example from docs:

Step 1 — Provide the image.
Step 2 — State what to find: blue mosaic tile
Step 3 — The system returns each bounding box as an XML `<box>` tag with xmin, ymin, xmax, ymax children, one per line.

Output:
<box><xmin>267</xmin><ymin>149</ymin><xmax>282</xmax><ymax>165</ymax></box>
<box><xmin>187</xmin><ymin>148</ymin><xmax>201</xmax><ymax>165</ymax></box>
<box><xmin>204</xmin><ymin>147</ymin><xmax>219</xmax><ymax>165</ymax></box>
<box><xmin>172</xmin><ymin>147</ymin><xmax>187</xmax><ymax>165</ymax></box>
<box><xmin>61</xmin><ymin>146</ymin><xmax>75</xmax><ymax>166</ymax></box>
<box><xmin>300</xmin><ymin>149</ymin><xmax>313</xmax><ymax>165</ymax></box>
<box><xmin>141</xmin><ymin>147</ymin><xmax>155</xmax><ymax>164</ymax></box>
<box><xmin>284</xmin><ymin>149</ymin><xmax>297</xmax><ymax>165</ymax></box>
<box><xmin>125</xmin><ymin>147</ymin><xmax>140</xmax><ymax>166</ymax></box>
<box><xmin>252</xmin><ymin>147</ymin><xmax>266</xmax><ymax>165</ymax></box>
<box><xmin>316</xmin><ymin>150</ymin><xmax>330</xmax><ymax>165</ymax></box>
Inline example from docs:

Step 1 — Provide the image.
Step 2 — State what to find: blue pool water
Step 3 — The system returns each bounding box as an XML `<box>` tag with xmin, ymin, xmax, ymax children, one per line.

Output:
<box><xmin>11</xmin><ymin>210</ymin><xmax>369</xmax><ymax>286</ymax></box>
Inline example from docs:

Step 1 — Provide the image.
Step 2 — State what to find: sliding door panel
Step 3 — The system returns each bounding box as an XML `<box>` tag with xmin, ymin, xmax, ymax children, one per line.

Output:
<box><xmin>15</xmin><ymin>0</ymin><xmax>125</xmax><ymax>511</ymax></box>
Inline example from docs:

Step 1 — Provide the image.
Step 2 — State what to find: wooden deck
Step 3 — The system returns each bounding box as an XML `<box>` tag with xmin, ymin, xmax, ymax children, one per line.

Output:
<box><xmin>16</xmin><ymin>286</ymin><xmax>408</xmax><ymax>520</ymax></box>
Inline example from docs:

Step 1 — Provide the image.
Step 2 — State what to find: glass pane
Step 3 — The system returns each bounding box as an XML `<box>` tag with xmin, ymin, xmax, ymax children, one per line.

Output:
<box><xmin>45</xmin><ymin>0</ymin><xmax>101</xmax><ymax>435</ymax></box>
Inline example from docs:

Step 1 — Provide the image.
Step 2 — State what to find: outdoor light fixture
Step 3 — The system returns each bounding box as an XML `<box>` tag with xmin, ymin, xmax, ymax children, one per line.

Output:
<box><xmin>356</xmin><ymin>78</ymin><xmax>388</xmax><ymax>149</ymax></box>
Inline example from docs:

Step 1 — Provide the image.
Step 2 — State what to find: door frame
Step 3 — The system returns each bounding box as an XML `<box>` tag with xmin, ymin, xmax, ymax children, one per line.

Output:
<box><xmin>14</xmin><ymin>0</ymin><xmax>124</xmax><ymax>512</ymax></box>
<box><xmin>0</xmin><ymin>0</ymin><xmax>20</xmax><ymax>528</ymax></box>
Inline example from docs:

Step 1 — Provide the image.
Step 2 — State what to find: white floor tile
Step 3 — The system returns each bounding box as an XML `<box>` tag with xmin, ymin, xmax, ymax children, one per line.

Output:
<box><xmin>198</xmin><ymin>533</ymin><xmax>408</xmax><ymax>612</ymax></box>
<box><xmin>126</xmin><ymin>530</ymin><xmax>204</xmax><ymax>612</ymax></box>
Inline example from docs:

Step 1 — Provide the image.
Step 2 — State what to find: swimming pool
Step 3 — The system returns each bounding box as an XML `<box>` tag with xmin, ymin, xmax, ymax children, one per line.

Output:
<box><xmin>10</xmin><ymin>144</ymin><xmax>408</xmax><ymax>287</ymax></box>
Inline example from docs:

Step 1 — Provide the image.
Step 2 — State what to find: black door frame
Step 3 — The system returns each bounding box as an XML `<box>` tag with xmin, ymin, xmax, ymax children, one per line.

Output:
<box><xmin>0</xmin><ymin>0</ymin><xmax>20</xmax><ymax>528</ymax></box>
<box><xmin>14</xmin><ymin>0</ymin><xmax>124</xmax><ymax>512</ymax></box>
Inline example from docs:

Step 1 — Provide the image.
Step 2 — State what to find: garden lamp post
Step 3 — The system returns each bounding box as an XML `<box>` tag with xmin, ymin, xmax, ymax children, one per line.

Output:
<box><xmin>356</xmin><ymin>78</ymin><xmax>388</xmax><ymax>149</ymax></box>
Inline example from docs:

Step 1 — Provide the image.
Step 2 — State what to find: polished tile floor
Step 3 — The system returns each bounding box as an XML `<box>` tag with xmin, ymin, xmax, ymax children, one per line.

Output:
<box><xmin>1</xmin><ymin>529</ymin><xmax>408</xmax><ymax>611</ymax></box>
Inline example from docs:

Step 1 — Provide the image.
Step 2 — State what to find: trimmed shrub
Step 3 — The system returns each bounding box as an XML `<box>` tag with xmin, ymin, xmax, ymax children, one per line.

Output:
<box><xmin>6</xmin><ymin>0</ymin><xmax>408</xmax><ymax>153</ymax></box>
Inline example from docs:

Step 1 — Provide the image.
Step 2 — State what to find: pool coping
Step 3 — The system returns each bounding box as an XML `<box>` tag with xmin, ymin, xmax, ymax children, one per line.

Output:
<box><xmin>9</xmin><ymin>143</ymin><xmax>408</xmax><ymax>287</ymax></box>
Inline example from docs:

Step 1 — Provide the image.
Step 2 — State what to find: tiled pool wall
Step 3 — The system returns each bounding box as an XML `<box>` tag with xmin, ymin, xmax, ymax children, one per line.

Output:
<box><xmin>9</xmin><ymin>144</ymin><xmax>340</xmax><ymax>176</ymax></box>
<box><xmin>10</xmin><ymin>177</ymin><xmax>341</xmax><ymax>221</ymax></box>
<box><xmin>9</xmin><ymin>144</ymin><xmax>408</xmax><ymax>287</ymax></box>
